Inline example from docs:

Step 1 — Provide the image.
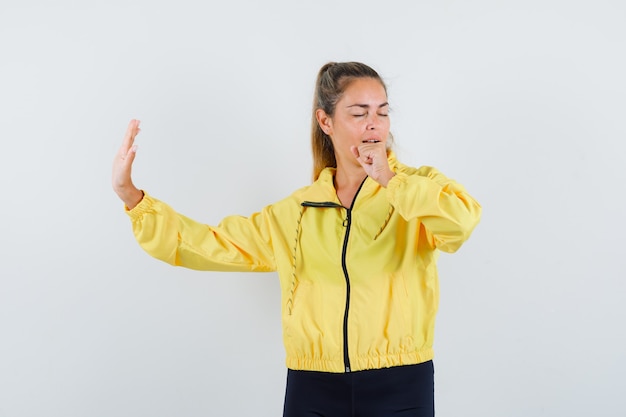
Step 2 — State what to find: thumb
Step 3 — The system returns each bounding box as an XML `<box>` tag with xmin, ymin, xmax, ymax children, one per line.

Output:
<box><xmin>124</xmin><ymin>144</ymin><xmax>138</xmax><ymax>167</ymax></box>
<box><xmin>350</xmin><ymin>145</ymin><xmax>360</xmax><ymax>159</ymax></box>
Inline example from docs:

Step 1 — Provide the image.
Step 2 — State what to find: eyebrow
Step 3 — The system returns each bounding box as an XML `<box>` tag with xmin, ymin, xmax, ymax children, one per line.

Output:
<box><xmin>346</xmin><ymin>102</ymin><xmax>389</xmax><ymax>109</ymax></box>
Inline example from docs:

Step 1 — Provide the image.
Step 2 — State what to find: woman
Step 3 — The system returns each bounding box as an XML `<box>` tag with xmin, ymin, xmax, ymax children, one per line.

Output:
<box><xmin>112</xmin><ymin>62</ymin><xmax>481</xmax><ymax>416</ymax></box>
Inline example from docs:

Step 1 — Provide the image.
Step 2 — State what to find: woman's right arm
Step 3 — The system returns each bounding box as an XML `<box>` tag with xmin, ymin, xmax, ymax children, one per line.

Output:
<box><xmin>112</xmin><ymin>119</ymin><xmax>144</xmax><ymax>210</ymax></box>
<box><xmin>112</xmin><ymin>119</ymin><xmax>276</xmax><ymax>272</ymax></box>
<box><xmin>128</xmin><ymin>194</ymin><xmax>276</xmax><ymax>272</ymax></box>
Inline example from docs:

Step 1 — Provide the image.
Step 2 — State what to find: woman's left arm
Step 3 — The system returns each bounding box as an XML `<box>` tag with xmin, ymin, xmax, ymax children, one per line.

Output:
<box><xmin>386</xmin><ymin>166</ymin><xmax>482</xmax><ymax>253</ymax></box>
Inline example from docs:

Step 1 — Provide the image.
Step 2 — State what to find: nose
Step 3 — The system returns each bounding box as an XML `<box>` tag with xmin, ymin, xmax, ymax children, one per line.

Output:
<box><xmin>366</xmin><ymin>114</ymin><xmax>380</xmax><ymax>130</ymax></box>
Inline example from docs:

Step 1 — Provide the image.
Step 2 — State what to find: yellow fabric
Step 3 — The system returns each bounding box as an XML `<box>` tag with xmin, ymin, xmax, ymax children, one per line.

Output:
<box><xmin>126</xmin><ymin>153</ymin><xmax>481</xmax><ymax>373</ymax></box>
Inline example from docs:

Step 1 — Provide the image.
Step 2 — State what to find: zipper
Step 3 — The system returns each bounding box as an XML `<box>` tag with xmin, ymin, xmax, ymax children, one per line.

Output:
<box><xmin>341</xmin><ymin>208</ymin><xmax>353</xmax><ymax>372</ymax></box>
<box><xmin>301</xmin><ymin>177</ymin><xmax>368</xmax><ymax>373</ymax></box>
<box><xmin>339</xmin><ymin>178</ymin><xmax>368</xmax><ymax>373</ymax></box>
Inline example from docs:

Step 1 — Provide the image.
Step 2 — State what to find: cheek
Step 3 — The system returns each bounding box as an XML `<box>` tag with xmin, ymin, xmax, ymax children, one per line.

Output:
<box><xmin>335</xmin><ymin>120</ymin><xmax>361</xmax><ymax>136</ymax></box>
<box><xmin>381</xmin><ymin>121</ymin><xmax>390</xmax><ymax>133</ymax></box>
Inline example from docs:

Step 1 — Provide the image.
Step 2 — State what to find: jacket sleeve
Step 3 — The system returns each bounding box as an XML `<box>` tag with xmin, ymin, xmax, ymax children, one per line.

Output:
<box><xmin>126</xmin><ymin>193</ymin><xmax>277</xmax><ymax>272</ymax></box>
<box><xmin>385</xmin><ymin>166</ymin><xmax>481</xmax><ymax>253</ymax></box>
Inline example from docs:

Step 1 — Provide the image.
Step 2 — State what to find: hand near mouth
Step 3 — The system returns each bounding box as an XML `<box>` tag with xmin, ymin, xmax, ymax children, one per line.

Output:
<box><xmin>350</xmin><ymin>140</ymin><xmax>395</xmax><ymax>187</ymax></box>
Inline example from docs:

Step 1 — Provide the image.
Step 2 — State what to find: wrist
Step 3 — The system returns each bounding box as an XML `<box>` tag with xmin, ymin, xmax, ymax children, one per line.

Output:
<box><xmin>116</xmin><ymin>185</ymin><xmax>144</xmax><ymax>210</ymax></box>
<box><xmin>378</xmin><ymin>170</ymin><xmax>396</xmax><ymax>187</ymax></box>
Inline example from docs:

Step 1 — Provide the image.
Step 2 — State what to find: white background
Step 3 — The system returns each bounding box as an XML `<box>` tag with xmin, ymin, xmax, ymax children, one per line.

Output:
<box><xmin>1</xmin><ymin>0</ymin><xmax>625</xmax><ymax>416</ymax></box>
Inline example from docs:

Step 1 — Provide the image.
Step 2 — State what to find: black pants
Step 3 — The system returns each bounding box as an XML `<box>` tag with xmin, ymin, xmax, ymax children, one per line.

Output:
<box><xmin>283</xmin><ymin>361</ymin><xmax>434</xmax><ymax>417</ymax></box>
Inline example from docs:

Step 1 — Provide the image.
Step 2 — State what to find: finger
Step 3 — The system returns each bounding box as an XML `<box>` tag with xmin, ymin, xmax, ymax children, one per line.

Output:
<box><xmin>114</xmin><ymin>143</ymin><xmax>137</xmax><ymax>172</ymax></box>
<box><xmin>121</xmin><ymin>145</ymin><xmax>138</xmax><ymax>175</ymax></box>
<box><xmin>124</xmin><ymin>144</ymin><xmax>138</xmax><ymax>166</ymax></box>
<box><xmin>119</xmin><ymin>119</ymin><xmax>141</xmax><ymax>156</ymax></box>
<box><xmin>350</xmin><ymin>145</ymin><xmax>360</xmax><ymax>159</ymax></box>
<box><xmin>113</xmin><ymin>144</ymin><xmax>137</xmax><ymax>186</ymax></box>
<box><xmin>358</xmin><ymin>146</ymin><xmax>375</xmax><ymax>163</ymax></box>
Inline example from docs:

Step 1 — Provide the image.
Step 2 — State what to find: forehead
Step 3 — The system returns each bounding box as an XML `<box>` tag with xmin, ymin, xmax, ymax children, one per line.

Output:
<box><xmin>340</xmin><ymin>77</ymin><xmax>388</xmax><ymax>104</ymax></box>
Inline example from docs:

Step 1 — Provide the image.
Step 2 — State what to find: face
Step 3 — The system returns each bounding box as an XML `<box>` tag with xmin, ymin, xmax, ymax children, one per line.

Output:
<box><xmin>317</xmin><ymin>77</ymin><xmax>391</xmax><ymax>167</ymax></box>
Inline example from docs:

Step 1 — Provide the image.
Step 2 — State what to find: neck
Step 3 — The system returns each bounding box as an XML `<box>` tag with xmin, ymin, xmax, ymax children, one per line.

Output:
<box><xmin>334</xmin><ymin>161</ymin><xmax>367</xmax><ymax>191</ymax></box>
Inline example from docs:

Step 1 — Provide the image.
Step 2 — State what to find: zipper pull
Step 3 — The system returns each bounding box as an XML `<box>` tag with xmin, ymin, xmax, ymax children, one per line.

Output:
<box><xmin>342</xmin><ymin>218</ymin><xmax>348</xmax><ymax>227</ymax></box>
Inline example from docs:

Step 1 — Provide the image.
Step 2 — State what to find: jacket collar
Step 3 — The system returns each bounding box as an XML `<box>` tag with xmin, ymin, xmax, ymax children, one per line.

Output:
<box><xmin>299</xmin><ymin>151</ymin><xmax>399</xmax><ymax>204</ymax></box>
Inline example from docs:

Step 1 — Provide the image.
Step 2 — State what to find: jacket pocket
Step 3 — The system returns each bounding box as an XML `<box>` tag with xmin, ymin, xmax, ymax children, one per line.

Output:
<box><xmin>284</xmin><ymin>280</ymin><xmax>310</xmax><ymax>332</ymax></box>
<box><xmin>373</xmin><ymin>205</ymin><xmax>395</xmax><ymax>240</ymax></box>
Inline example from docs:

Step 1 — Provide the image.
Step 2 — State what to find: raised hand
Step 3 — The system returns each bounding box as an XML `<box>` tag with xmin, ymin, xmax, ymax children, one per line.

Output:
<box><xmin>112</xmin><ymin>119</ymin><xmax>144</xmax><ymax>209</ymax></box>
<box><xmin>350</xmin><ymin>141</ymin><xmax>395</xmax><ymax>187</ymax></box>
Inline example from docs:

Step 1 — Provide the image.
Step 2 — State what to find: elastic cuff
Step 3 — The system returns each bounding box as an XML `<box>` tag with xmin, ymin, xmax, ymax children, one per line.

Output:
<box><xmin>385</xmin><ymin>171</ymin><xmax>408</xmax><ymax>202</ymax></box>
<box><xmin>125</xmin><ymin>191</ymin><xmax>153</xmax><ymax>221</ymax></box>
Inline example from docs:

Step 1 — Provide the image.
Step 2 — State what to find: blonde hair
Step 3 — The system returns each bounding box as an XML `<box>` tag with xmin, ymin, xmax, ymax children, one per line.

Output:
<box><xmin>311</xmin><ymin>62</ymin><xmax>388</xmax><ymax>180</ymax></box>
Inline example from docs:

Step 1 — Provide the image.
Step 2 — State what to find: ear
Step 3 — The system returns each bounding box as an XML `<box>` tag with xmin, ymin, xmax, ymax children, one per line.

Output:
<box><xmin>315</xmin><ymin>108</ymin><xmax>333</xmax><ymax>136</ymax></box>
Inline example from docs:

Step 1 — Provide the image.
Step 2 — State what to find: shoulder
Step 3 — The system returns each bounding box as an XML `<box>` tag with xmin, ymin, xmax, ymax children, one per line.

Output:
<box><xmin>389</xmin><ymin>153</ymin><xmax>440</xmax><ymax>178</ymax></box>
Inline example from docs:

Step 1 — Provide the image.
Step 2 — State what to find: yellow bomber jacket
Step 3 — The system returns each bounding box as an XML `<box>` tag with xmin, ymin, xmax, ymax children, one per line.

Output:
<box><xmin>126</xmin><ymin>153</ymin><xmax>481</xmax><ymax>373</ymax></box>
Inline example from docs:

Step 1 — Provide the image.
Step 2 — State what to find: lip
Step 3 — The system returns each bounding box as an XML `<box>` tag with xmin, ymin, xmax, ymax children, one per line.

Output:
<box><xmin>362</xmin><ymin>139</ymin><xmax>380</xmax><ymax>143</ymax></box>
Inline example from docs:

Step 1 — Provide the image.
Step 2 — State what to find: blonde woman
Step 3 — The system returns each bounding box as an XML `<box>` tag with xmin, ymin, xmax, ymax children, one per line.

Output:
<box><xmin>113</xmin><ymin>62</ymin><xmax>481</xmax><ymax>417</ymax></box>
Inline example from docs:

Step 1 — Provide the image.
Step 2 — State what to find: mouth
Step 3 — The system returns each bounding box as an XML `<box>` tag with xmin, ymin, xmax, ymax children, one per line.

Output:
<box><xmin>362</xmin><ymin>139</ymin><xmax>380</xmax><ymax>143</ymax></box>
